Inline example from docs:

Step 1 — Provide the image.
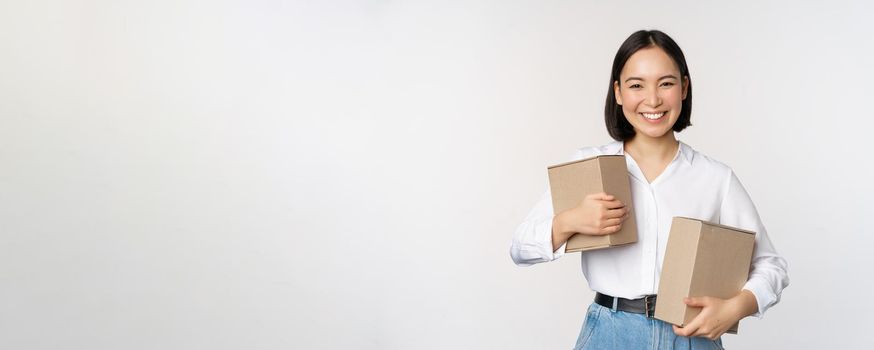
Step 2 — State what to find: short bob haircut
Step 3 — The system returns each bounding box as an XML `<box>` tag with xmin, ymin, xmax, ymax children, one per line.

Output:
<box><xmin>605</xmin><ymin>30</ymin><xmax>692</xmax><ymax>141</ymax></box>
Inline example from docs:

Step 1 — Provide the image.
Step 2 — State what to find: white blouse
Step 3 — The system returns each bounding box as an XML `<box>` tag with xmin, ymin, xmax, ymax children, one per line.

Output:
<box><xmin>510</xmin><ymin>141</ymin><xmax>789</xmax><ymax>317</ymax></box>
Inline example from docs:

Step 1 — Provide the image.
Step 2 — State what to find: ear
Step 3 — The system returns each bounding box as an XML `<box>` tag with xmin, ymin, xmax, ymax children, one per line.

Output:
<box><xmin>682</xmin><ymin>76</ymin><xmax>689</xmax><ymax>100</ymax></box>
<box><xmin>613</xmin><ymin>80</ymin><xmax>622</xmax><ymax>105</ymax></box>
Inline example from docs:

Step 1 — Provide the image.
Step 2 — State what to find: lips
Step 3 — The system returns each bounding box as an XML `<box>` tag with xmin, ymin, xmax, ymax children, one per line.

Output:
<box><xmin>640</xmin><ymin>112</ymin><xmax>665</xmax><ymax>120</ymax></box>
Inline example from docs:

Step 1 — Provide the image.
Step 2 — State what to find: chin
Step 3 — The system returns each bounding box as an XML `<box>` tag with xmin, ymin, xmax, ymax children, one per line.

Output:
<box><xmin>635</xmin><ymin>127</ymin><xmax>674</xmax><ymax>139</ymax></box>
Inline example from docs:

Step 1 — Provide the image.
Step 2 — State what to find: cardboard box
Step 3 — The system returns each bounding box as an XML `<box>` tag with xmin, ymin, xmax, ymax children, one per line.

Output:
<box><xmin>654</xmin><ymin>217</ymin><xmax>756</xmax><ymax>334</ymax></box>
<box><xmin>547</xmin><ymin>155</ymin><xmax>637</xmax><ymax>252</ymax></box>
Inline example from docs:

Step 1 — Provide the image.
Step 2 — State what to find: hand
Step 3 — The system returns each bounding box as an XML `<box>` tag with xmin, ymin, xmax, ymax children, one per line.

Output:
<box><xmin>551</xmin><ymin>192</ymin><xmax>630</xmax><ymax>251</ymax></box>
<box><xmin>671</xmin><ymin>290</ymin><xmax>758</xmax><ymax>340</ymax></box>
<box><xmin>564</xmin><ymin>192</ymin><xmax>630</xmax><ymax>236</ymax></box>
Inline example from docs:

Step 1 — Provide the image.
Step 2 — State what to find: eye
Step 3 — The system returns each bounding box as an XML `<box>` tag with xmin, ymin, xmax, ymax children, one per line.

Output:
<box><xmin>660</xmin><ymin>82</ymin><xmax>675</xmax><ymax>87</ymax></box>
<box><xmin>629</xmin><ymin>83</ymin><xmax>642</xmax><ymax>89</ymax></box>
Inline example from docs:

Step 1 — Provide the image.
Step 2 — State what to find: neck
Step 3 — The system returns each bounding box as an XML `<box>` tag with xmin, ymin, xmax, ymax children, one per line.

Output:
<box><xmin>624</xmin><ymin>133</ymin><xmax>679</xmax><ymax>162</ymax></box>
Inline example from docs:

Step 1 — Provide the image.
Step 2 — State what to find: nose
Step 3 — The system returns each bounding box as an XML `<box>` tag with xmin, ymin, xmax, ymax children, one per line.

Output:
<box><xmin>645</xmin><ymin>87</ymin><xmax>662</xmax><ymax>107</ymax></box>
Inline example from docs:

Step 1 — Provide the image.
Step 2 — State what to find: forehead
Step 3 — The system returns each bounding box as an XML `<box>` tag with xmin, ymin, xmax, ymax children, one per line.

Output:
<box><xmin>620</xmin><ymin>46</ymin><xmax>681</xmax><ymax>79</ymax></box>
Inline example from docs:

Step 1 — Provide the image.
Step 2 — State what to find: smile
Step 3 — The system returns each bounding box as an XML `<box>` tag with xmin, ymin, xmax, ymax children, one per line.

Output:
<box><xmin>640</xmin><ymin>112</ymin><xmax>666</xmax><ymax>121</ymax></box>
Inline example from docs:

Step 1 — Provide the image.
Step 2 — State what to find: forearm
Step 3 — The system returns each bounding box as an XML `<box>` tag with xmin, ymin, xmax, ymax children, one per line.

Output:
<box><xmin>510</xmin><ymin>190</ymin><xmax>566</xmax><ymax>266</ymax></box>
<box><xmin>551</xmin><ymin>212</ymin><xmax>575</xmax><ymax>252</ymax></box>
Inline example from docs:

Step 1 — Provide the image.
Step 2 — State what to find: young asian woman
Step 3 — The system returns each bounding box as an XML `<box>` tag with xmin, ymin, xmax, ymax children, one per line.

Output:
<box><xmin>509</xmin><ymin>30</ymin><xmax>789</xmax><ymax>350</ymax></box>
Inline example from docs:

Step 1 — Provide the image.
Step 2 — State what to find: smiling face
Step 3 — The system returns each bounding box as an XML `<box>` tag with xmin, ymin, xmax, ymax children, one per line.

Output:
<box><xmin>613</xmin><ymin>46</ymin><xmax>689</xmax><ymax>141</ymax></box>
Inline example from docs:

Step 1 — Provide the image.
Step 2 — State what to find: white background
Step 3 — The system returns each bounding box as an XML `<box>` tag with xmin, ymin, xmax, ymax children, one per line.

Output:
<box><xmin>1</xmin><ymin>1</ymin><xmax>872</xmax><ymax>349</ymax></box>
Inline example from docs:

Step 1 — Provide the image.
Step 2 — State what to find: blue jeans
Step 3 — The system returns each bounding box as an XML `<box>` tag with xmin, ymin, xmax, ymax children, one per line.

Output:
<box><xmin>574</xmin><ymin>303</ymin><xmax>724</xmax><ymax>350</ymax></box>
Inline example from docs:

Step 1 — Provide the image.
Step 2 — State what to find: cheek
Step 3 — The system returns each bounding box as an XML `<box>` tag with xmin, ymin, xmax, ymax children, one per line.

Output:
<box><xmin>619</xmin><ymin>93</ymin><xmax>640</xmax><ymax>119</ymax></box>
<box><xmin>622</xmin><ymin>107</ymin><xmax>641</xmax><ymax>123</ymax></box>
<box><xmin>620</xmin><ymin>91</ymin><xmax>643</xmax><ymax>108</ymax></box>
<box><xmin>663</xmin><ymin>88</ymin><xmax>684</xmax><ymax>104</ymax></box>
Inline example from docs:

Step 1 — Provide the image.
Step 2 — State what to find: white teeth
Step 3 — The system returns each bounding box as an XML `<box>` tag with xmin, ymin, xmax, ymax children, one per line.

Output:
<box><xmin>641</xmin><ymin>112</ymin><xmax>665</xmax><ymax>120</ymax></box>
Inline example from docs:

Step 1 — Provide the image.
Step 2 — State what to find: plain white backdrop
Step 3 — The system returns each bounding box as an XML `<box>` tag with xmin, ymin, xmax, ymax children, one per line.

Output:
<box><xmin>1</xmin><ymin>0</ymin><xmax>872</xmax><ymax>349</ymax></box>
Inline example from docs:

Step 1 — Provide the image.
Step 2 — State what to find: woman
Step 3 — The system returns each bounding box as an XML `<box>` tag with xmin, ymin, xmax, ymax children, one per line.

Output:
<box><xmin>509</xmin><ymin>30</ymin><xmax>789</xmax><ymax>349</ymax></box>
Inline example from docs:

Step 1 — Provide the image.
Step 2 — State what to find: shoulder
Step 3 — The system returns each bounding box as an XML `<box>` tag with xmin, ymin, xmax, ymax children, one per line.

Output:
<box><xmin>680</xmin><ymin>141</ymin><xmax>736</xmax><ymax>181</ymax></box>
<box><xmin>570</xmin><ymin>141</ymin><xmax>624</xmax><ymax>161</ymax></box>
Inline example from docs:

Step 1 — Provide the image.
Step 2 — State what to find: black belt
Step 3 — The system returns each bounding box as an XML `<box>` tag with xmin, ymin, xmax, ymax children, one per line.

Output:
<box><xmin>594</xmin><ymin>292</ymin><xmax>657</xmax><ymax>318</ymax></box>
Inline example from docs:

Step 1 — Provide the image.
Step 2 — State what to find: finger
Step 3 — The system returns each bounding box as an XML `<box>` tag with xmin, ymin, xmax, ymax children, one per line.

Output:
<box><xmin>684</xmin><ymin>297</ymin><xmax>708</xmax><ymax>308</ymax></box>
<box><xmin>621</xmin><ymin>210</ymin><xmax>631</xmax><ymax>221</ymax></box>
<box><xmin>681</xmin><ymin>309</ymin><xmax>714</xmax><ymax>337</ymax></box>
<box><xmin>616</xmin><ymin>208</ymin><xmax>631</xmax><ymax>221</ymax></box>
<box><xmin>600</xmin><ymin>199</ymin><xmax>625</xmax><ymax>210</ymax></box>
<box><xmin>598</xmin><ymin>224</ymin><xmax>621</xmax><ymax>235</ymax></box>
<box><xmin>675</xmin><ymin>319</ymin><xmax>702</xmax><ymax>338</ymax></box>
<box><xmin>673</xmin><ymin>324</ymin><xmax>695</xmax><ymax>337</ymax></box>
<box><xmin>604</xmin><ymin>206</ymin><xmax>628</xmax><ymax>219</ymax></box>
<box><xmin>586</xmin><ymin>192</ymin><xmax>615</xmax><ymax>201</ymax></box>
<box><xmin>600</xmin><ymin>217</ymin><xmax>622</xmax><ymax>228</ymax></box>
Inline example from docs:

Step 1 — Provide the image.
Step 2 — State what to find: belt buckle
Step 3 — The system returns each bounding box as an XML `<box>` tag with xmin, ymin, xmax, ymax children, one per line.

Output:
<box><xmin>644</xmin><ymin>295</ymin><xmax>655</xmax><ymax>318</ymax></box>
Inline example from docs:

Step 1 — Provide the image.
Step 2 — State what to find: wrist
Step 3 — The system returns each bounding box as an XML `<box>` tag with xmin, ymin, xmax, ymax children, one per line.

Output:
<box><xmin>728</xmin><ymin>289</ymin><xmax>758</xmax><ymax>320</ymax></box>
<box><xmin>558</xmin><ymin>210</ymin><xmax>579</xmax><ymax>240</ymax></box>
<box><xmin>553</xmin><ymin>211</ymin><xmax>576</xmax><ymax>240</ymax></box>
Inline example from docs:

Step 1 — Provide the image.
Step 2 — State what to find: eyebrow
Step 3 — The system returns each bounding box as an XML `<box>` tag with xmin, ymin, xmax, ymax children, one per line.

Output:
<box><xmin>624</xmin><ymin>75</ymin><xmax>679</xmax><ymax>83</ymax></box>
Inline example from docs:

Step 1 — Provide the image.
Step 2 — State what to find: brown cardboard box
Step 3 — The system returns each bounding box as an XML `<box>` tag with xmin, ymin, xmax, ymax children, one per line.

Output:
<box><xmin>654</xmin><ymin>217</ymin><xmax>756</xmax><ymax>334</ymax></box>
<box><xmin>547</xmin><ymin>155</ymin><xmax>637</xmax><ymax>252</ymax></box>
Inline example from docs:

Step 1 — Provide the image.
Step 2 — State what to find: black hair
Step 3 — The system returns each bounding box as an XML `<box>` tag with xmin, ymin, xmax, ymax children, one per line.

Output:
<box><xmin>604</xmin><ymin>30</ymin><xmax>692</xmax><ymax>141</ymax></box>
